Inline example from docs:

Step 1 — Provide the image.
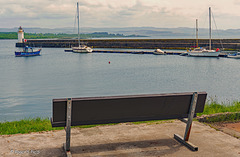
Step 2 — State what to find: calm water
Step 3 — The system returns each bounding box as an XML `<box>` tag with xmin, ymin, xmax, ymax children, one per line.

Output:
<box><xmin>0</xmin><ymin>40</ymin><xmax>240</xmax><ymax>122</ymax></box>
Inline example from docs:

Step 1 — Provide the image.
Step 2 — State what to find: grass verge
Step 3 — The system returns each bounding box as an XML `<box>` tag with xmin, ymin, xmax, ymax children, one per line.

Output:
<box><xmin>196</xmin><ymin>100</ymin><xmax>240</xmax><ymax>123</ymax></box>
<box><xmin>0</xmin><ymin>118</ymin><xmax>64</xmax><ymax>135</ymax></box>
<box><xmin>197</xmin><ymin>100</ymin><xmax>240</xmax><ymax>116</ymax></box>
<box><xmin>197</xmin><ymin>112</ymin><xmax>240</xmax><ymax>123</ymax></box>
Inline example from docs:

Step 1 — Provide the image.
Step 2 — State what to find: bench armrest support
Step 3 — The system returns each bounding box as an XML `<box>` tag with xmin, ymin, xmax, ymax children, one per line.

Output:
<box><xmin>64</xmin><ymin>98</ymin><xmax>72</xmax><ymax>154</ymax></box>
<box><xmin>184</xmin><ymin>92</ymin><xmax>198</xmax><ymax>141</ymax></box>
<box><xmin>174</xmin><ymin>92</ymin><xmax>199</xmax><ymax>151</ymax></box>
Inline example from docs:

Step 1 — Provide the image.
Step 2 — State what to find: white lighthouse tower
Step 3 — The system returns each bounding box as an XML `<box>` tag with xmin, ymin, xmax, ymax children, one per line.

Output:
<box><xmin>18</xmin><ymin>26</ymin><xmax>24</xmax><ymax>43</ymax></box>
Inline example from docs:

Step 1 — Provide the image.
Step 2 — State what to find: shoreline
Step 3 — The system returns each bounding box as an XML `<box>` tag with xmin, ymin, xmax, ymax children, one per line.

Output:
<box><xmin>1</xmin><ymin>112</ymin><xmax>239</xmax><ymax>136</ymax></box>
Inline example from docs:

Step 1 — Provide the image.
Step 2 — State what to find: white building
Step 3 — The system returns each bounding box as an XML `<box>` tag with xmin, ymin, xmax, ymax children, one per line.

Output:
<box><xmin>18</xmin><ymin>26</ymin><xmax>24</xmax><ymax>43</ymax></box>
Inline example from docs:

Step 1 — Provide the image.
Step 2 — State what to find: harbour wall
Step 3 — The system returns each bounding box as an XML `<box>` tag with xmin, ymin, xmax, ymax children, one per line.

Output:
<box><xmin>15</xmin><ymin>39</ymin><xmax>240</xmax><ymax>50</ymax></box>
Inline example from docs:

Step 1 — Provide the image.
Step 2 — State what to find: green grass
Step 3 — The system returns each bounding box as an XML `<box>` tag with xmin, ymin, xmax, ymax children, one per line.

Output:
<box><xmin>0</xmin><ymin>119</ymin><xmax>173</xmax><ymax>135</ymax></box>
<box><xmin>197</xmin><ymin>99</ymin><xmax>240</xmax><ymax>123</ymax></box>
<box><xmin>198</xmin><ymin>100</ymin><xmax>240</xmax><ymax>116</ymax></box>
<box><xmin>199</xmin><ymin>112</ymin><xmax>240</xmax><ymax>123</ymax></box>
<box><xmin>0</xmin><ymin>118</ymin><xmax>119</xmax><ymax>135</ymax></box>
<box><xmin>0</xmin><ymin>118</ymin><xmax>64</xmax><ymax>135</ymax></box>
<box><xmin>1</xmin><ymin>100</ymin><xmax>240</xmax><ymax>135</ymax></box>
<box><xmin>73</xmin><ymin>123</ymin><xmax>118</xmax><ymax>129</ymax></box>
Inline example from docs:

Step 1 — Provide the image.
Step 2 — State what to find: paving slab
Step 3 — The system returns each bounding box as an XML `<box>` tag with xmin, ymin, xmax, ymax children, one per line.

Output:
<box><xmin>0</xmin><ymin>120</ymin><xmax>239</xmax><ymax>157</ymax></box>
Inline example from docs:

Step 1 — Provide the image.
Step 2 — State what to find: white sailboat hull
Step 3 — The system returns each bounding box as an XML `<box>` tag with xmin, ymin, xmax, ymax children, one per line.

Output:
<box><xmin>227</xmin><ymin>55</ymin><xmax>240</xmax><ymax>59</ymax></box>
<box><xmin>72</xmin><ymin>46</ymin><xmax>93</xmax><ymax>53</ymax></box>
<box><xmin>227</xmin><ymin>53</ymin><xmax>240</xmax><ymax>59</ymax></box>
<box><xmin>188</xmin><ymin>51</ymin><xmax>220</xmax><ymax>57</ymax></box>
<box><xmin>153</xmin><ymin>49</ymin><xmax>165</xmax><ymax>55</ymax></box>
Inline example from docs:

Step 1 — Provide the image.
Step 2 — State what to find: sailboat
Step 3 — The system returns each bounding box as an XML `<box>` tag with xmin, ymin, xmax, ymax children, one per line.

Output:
<box><xmin>72</xmin><ymin>2</ymin><xmax>93</xmax><ymax>53</ymax></box>
<box><xmin>188</xmin><ymin>7</ymin><xmax>220</xmax><ymax>57</ymax></box>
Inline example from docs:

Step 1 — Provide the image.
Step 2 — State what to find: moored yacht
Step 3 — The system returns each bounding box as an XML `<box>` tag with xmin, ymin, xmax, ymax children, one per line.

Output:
<box><xmin>72</xmin><ymin>2</ymin><xmax>92</xmax><ymax>53</ymax></box>
<box><xmin>72</xmin><ymin>45</ymin><xmax>93</xmax><ymax>53</ymax></box>
<box><xmin>188</xmin><ymin>47</ymin><xmax>220</xmax><ymax>57</ymax></box>
<box><xmin>188</xmin><ymin>7</ymin><xmax>220</xmax><ymax>57</ymax></box>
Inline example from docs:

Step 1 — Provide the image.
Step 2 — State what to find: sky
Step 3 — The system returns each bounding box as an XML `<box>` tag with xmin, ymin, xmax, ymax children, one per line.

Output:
<box><xmin>0</xmin><ymin>0</ymin><xmax>240</xmax><ymax>29</ymax></box>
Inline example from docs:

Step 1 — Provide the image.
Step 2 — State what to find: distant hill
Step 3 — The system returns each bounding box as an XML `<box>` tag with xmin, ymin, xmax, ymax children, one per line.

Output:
<box><xmin>0</xmin><ymin>32</ymin><xmax>147</xmax><ymax>39</ymax></box>
<box><xmin>1</xmin><ymin>27</ymin><xmax>240</xmax><ymax>39</ymax></box>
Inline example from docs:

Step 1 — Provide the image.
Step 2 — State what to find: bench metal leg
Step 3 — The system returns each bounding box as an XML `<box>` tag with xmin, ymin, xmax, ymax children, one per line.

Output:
<box><xmin>174</xmin><ymin>134</ymin><xmax>198</xmax><ymax>151</ymax></box>
<box><xmin>63</xmin><ymin>98</ymin><xmax>72</xmax><ymax>157</ymax></box>
<box><xmin>174</xmin><ymin>92</ymin><xmax>199</xmax><ymax>151</ymax></box>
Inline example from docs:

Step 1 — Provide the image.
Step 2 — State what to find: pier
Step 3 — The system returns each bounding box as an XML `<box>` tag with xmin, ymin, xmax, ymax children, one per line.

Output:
<box><xmin>65</xmin><ymin>49</ymin><xmax>227</xmax><ymax>57</ymax></box>
<box><xmin>65</xmin><ymin>49</ymin><xmax>183</xmax><ymax>55</ymax></box>
<box><xmin>93</xmin><ymin>50</ymin><xmax>185</xmax><ymax>55</ymax></box>
<box><xmin>16</xmin><ymin>39</ymin><xmax>240</xmax><ymax>50</ymax></box>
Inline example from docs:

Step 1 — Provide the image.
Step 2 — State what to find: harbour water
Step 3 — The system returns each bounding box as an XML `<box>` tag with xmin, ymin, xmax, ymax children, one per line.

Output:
<box><xmin>0</xmin><ymin>40</ymin><xmax>240</xmax><ymax>122</ymax></box>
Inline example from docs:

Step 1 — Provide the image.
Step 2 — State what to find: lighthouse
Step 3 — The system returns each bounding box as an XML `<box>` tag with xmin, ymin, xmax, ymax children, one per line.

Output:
<box><xmin>18</xmin><ymin>26</ymin><xmax>24</xmax><ymax>43</ymax></box>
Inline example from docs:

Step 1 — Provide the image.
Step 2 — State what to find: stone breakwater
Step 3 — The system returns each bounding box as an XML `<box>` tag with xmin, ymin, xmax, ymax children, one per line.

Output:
<box><xmin>16</xmin><ymin>39</ymin><xmax>240</xmax><ymax>49</ymax></box>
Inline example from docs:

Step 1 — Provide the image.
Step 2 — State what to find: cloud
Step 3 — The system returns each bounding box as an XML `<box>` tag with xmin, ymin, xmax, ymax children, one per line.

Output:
<box><xmin>78</xmin><ymin>0</ymin><xmax>171</xmax><ymax>27</ymax></box>
<box><xmin>0</xmin><ymin>0</ymin><xmax>240</xmax><ymax>29</ymax></box>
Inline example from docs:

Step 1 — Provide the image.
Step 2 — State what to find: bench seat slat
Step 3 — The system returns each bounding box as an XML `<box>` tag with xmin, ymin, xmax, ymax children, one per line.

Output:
<box><xmin>52</xmin><ymin>92</ymin><xmax>207</xmax><ymax>127</ymax></box>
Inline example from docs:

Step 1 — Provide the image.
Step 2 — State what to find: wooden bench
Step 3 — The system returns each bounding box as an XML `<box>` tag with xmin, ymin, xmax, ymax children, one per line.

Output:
<box><xmin>51</xmin><ymin>92</ymin><xmax>207</xmax><ymax>156</ymax></box>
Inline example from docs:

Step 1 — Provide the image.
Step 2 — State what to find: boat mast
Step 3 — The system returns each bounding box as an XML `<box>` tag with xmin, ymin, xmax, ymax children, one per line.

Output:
<box><xmin>77</xmin><ymin>2</ymin><xmax>80</xmax><ymax>47</ymax></box>
<box><xmin>209</xmin><ymin>7</ymin><xmax>211</xmax><ymax>50</ymax></box>
<box><xmin>196</xmin><ymin>19</ymin><xmax>198</xmax><ymax>48</ymax></box>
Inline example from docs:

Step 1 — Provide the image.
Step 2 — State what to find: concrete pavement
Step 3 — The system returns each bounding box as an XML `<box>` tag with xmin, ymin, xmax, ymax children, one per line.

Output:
<box><xmin>0</xmin><ymin>120</ymin><xmax>240</xmax><ymax>157</ymax></box>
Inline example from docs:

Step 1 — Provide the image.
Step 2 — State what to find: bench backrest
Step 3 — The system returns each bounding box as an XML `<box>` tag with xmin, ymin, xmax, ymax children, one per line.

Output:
<box><xmin>51</xmin><ymin>92</ymin><xmax>207</xmax><ymax>127</ymax></box>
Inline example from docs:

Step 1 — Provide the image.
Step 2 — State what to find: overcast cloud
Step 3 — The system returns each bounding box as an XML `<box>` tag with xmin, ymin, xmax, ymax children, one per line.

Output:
<box><xmin>0</xmin><ymin>0</ymin><xmax>240</xmax><ymax>29</ymax></box>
